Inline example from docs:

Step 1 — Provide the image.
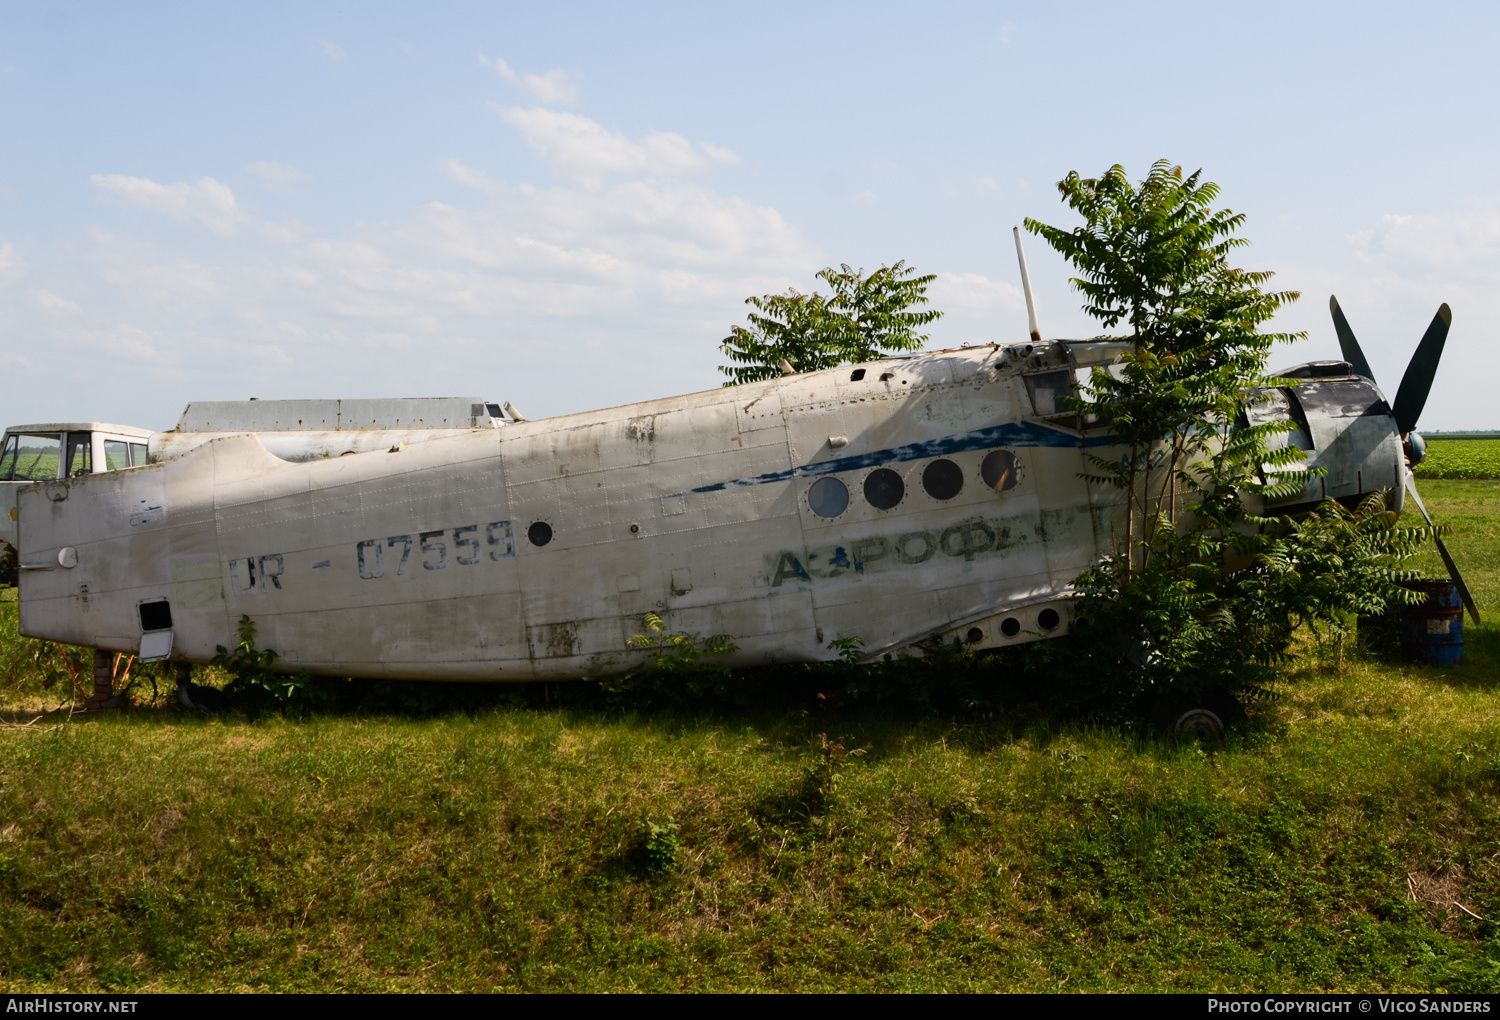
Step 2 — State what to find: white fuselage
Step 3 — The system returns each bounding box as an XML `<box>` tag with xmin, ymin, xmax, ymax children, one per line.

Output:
<box><xmin>17</xmin><ymin>343</ymin><xmax>1130</xmax><ymax>680</ymax></box>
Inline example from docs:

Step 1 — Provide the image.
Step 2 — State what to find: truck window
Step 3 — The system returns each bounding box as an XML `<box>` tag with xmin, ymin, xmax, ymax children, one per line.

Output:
<box><xmin>65</xmin><ymin>433</ymin><xmax>92</xmax><ymax>476</ymax></box>
<box><xmin>1</xmin><ymin>434</ymin><xmax>62</xmax><ymax>481</ymax></box>
<box><xmin>103</xmin><ymin>440</ymin><xmax>130</xmax><ymax>471</ymax></box>
<box><xmin>129</xmin><ymin>443</ymin><xmax>148</xmax><ymax>466</ymax></box>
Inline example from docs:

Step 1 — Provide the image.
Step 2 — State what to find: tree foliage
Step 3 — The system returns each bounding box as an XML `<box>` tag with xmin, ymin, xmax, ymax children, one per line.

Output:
<box><xmin>1026</xmin><ymin>161</ymin><xmax>1308</xmax><ymax>564</ymax></box>
<box><xmin>1028</xmin><ymin>161</ymin><xmax>1425</xmax><ymax>704</ymax></box>
<box><xmin>719</xmin><ymin>262</ymin><xmax>942</xmax><ymax>385</ymax></box>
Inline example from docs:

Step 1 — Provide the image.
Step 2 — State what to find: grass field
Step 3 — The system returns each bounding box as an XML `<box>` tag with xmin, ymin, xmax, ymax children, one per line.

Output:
<box><xmin>1</xmin><ymin>481</ymin><xmax>1498</xmax><ymax>992</ymax></box>
<box><xmin>1415</xmin><ymin>440</ymin><xmax>1500</xmax><ymax>480</ymax></box>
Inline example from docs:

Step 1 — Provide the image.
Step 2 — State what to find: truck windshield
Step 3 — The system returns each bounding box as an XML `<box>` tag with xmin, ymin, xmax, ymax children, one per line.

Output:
<box><xmin>1</xmin><ymin>434</ymin><xmax>63</xmax><ymax>481</ymax></box>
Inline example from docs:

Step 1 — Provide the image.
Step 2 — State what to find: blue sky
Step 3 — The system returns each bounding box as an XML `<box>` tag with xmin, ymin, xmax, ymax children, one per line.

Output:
<box><xmin>2</xmin><ymin>1</ymin><xmax>1497</xmax><ymax>429</ymax></box>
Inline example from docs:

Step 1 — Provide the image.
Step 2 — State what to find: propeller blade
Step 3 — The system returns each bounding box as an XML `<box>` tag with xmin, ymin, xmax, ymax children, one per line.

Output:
<box><xmin>1403</xmin><ymin>473</ymin><xmax>1481</xmax><ymax>625</ymax></box>
<box><xmin>1391</xmin><ymin>304</ymin><xmax>1452</xmax><ymax>435</ymax></box>
<box><xmin>1329</xmin><ymin>295</ymin><xmax>1376</xmax><ymax>381</ymax></box>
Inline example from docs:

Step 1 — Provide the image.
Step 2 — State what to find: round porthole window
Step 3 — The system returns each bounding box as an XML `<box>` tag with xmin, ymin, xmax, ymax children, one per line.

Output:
<box><xmin>981</xmin><ymin>449</ymin><xmax>1020</xmax><ymax>492</ymax></box>
<box><xmin>1038</xmin><ymin>607</ymin><xmax>1061</xmax><ymax>631</ymax></box>
<box><xmin>864</xmin><ymin>468</ymin><xmax>904</xmax><ymax>510</ymax></box>
<box><xmin>922</xmin><ymin>459</ymin><xmax>964</xmax><ymax>501</ymax></box>
<box><xmin>999</xmin><ymin>617</ymin><xmax>1021</xmax><ymax>637</ymax></box>
<box><xmin>527</xmin><ymin>521</ymin><xmax>553</xmax><ymax>547</ymax></box>
<box><xmin>808</xmin><ymin>477</ymin><xmax>849</xmax><ymax>518</ymax></box>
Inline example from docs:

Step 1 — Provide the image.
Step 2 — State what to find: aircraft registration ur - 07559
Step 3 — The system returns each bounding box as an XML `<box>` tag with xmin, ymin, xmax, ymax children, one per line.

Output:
<box><xmin>13</xmin><ymin>290</ymin><xmax>1470</xmax><ymax>683</ymax></box>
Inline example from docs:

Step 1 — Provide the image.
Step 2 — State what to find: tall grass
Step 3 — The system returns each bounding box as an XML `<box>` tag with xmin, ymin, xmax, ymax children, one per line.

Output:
<box><xmin>0</xmin><ymin>481</ymin><xmax>1497</xmax><ymax>992</ymax></box>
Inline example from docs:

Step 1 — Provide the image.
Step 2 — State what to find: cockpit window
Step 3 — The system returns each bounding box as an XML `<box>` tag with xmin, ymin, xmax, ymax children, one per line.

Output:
<box><xmin>1024</xmin><ymin>371</ymin><xmax>1074</xmax><ymax>417</ymax></box>
<box><xmin>0</xmin><ymin>433</ymin><xmax>62</xmax><ymax>481</ymax></box>
<box><xmin>130</xmin><ymin>443</ymin><xmax>148</xmax><ymax>466</ymax></box>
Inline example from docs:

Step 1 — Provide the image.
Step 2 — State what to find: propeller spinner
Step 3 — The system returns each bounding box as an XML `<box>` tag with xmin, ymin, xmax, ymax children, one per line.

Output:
<box><xmin>1327</xmin><ymin>296</ymin><xmax>1477</xmax><ymax>624</ymax></box>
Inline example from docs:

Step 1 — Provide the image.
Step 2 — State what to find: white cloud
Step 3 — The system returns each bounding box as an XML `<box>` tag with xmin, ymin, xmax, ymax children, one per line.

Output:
<box><xmin>259</xmin><ymin>220</ymin><xmax>311</xmax><ymax>244</ymax></box>
<box><xmin>1348</xmin><ymin>206</ymin><xmax>1500</xmax><ymax>274</ymax></box>
<box><xmin>247</xmin><ymin>161</ymin><xmax>314</xmax><ymax>193</ymax></box>
<box><xmin>482</xmin><ymin>55</ymin><xmax>515</xmax><ymax>80</ymax></box>
<box><xmin>32</xmin><ymin>289</ymin><xmax>80</xmax><ymax>315</ymax></box>
<box><xmin>52</xmin><ymin>324</ymin><xmax>169</xmax><ymax>364</ymax></box>
<box><xmin>518</xmin><ymin>69</ymin><xmax>577</xmax><ymax>106</ymax></box>
<box><xmin>91</xmin><ymin>174</ymin><xmax>245</xmax><ymax>236</ymax></box>
<box><xmin>321</xmin><ymin>41</ymin><xmax>346</xmax><ymax>61</ymax></box>
<box><xmin>0</xmin><ymin>242</ymin><xmax>21</xmax><ymax>285</ymax></box>
<box><xmin>929</xmin><ymin>271</ymin><xmax>1024</xmax><ymax>311</ymax></box>
<box><xmin>998</xmin><ymin>22</ymin><xmax>1017</xmax><ymax>44</ymax></box>
<box><xmin>481</xmin><ymin>55</ymin><xmax>579</xmax><ymax>105</ymax></box>
<box><xmin>851</xmin><ymin>191</ymin><xmax>877</xmax><ymax>207</ymax></box>
<box><xmin>101</xmin><ymin>259</ymin><xmax>218</xmax><ymax>299</ymax></box>
<box><xmin>435</xmin><ymin>159</ymin><xmax>814</xmax><ymax>275</ymax></box>
<box><xmin>495</xmin><ymin>107</ymin><xmax>739</xmax><ymax>183</ymax></box>
<box><xmin>440</xmin><ymin>159</ymin><xmax>499</xmax><ymax>194</ymax></box>
<box><xmin>973</xmin><ymin>175</ymin><xmax>1000</xmax><ymax>194</ymax></box>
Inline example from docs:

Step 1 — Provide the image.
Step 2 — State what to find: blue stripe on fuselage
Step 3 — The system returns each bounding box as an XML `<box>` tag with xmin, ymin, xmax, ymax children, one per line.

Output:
<box><xmin>689</xmin><ymin>420</ymin><xmax>1114</xmax><ymax>494</ymax></box>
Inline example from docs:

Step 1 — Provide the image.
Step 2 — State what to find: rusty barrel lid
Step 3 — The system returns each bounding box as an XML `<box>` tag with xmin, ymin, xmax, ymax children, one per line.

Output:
<box><xmin>1401</xmin><ymin>579</ymin><xmax>1462</xmax><ymax>617</ymax></box>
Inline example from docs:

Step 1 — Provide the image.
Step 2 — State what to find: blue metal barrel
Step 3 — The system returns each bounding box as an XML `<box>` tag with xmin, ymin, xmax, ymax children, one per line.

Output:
<box><xmin>1400</xmin><ymin>580</ymin><xmax>1464</xmax><ymax>665</ymax></box>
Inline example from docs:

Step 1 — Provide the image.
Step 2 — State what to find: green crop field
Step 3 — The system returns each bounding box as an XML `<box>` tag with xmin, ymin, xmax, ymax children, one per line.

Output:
<box><xmin>1415</xmin><ymin>440</ymin><xmax>1500</xmax><ymax>480</ymax></box>
<box><xmin>1</xmin><ymin>482</ymin><xmax>1498</xmax><ymax>993</ymax></box>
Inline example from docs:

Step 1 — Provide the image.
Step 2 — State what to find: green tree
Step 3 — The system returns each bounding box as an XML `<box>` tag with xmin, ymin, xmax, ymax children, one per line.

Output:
<box><xmin>1026</xmin><ymin>161</ymin><xmax>1425</xmax><ymax>705</ymax></box>
<box><xmin>1025</xmin><ymin>161</ymin><xmax>1306</xmax><ymax>567</ymax></box>
<box><xmin>719</xmin><ymin>261</ymin><xmax>942</xmax><ymax>385</ymax></box>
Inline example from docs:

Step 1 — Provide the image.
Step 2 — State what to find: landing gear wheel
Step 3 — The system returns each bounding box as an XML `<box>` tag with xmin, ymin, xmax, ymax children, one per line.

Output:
<box><xmin>1151</xmin><ymin>691</ymin><xmax>1244</xmax><ymax>738</ymax></box>
<box><xmin>1172</xmin><ymin>706</ymin><xmax>1225</xmax><ymax>739</ymax></box>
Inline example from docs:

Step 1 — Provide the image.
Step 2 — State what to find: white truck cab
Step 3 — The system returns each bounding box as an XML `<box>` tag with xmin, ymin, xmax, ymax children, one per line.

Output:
<box><xmin>1</xmin><ymin>422</ymin><xmax>154</xmax><ymax>585</ymax></box>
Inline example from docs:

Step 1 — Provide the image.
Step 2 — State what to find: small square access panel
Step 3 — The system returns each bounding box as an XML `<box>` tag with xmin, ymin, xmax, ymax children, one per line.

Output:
<box><xmin>138</xmin><ymin>599</ymin><xmax>173</xmax><ymax>632</ymax></box>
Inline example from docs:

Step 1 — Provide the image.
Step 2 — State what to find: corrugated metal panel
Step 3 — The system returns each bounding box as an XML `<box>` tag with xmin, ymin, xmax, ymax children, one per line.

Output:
<box><xmin>175</xmin><ymin>398</ymin><xmax>494</xmax><ymax>432</ymax></box>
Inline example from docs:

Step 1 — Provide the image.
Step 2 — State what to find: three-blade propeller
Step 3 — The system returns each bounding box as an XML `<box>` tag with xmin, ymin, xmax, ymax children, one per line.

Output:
<box><xmin>1328</xmin><ymin>296</ymin><xmax>1478</xmax><ymax>624</ymax></box>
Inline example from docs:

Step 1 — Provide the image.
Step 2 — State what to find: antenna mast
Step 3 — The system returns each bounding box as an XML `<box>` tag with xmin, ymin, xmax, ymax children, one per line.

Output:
<box><xmin>1012</xmin><ymin>226</ymin><xmax>1042</xmax><ymax>344</ymax></box>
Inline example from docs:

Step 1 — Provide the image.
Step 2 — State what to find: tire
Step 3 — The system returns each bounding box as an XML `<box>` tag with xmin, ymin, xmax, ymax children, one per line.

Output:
<box><xmin>1150</xmin><ymin>690</ymin><xmax>1245</xmax><ymax>737</ymax></box>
